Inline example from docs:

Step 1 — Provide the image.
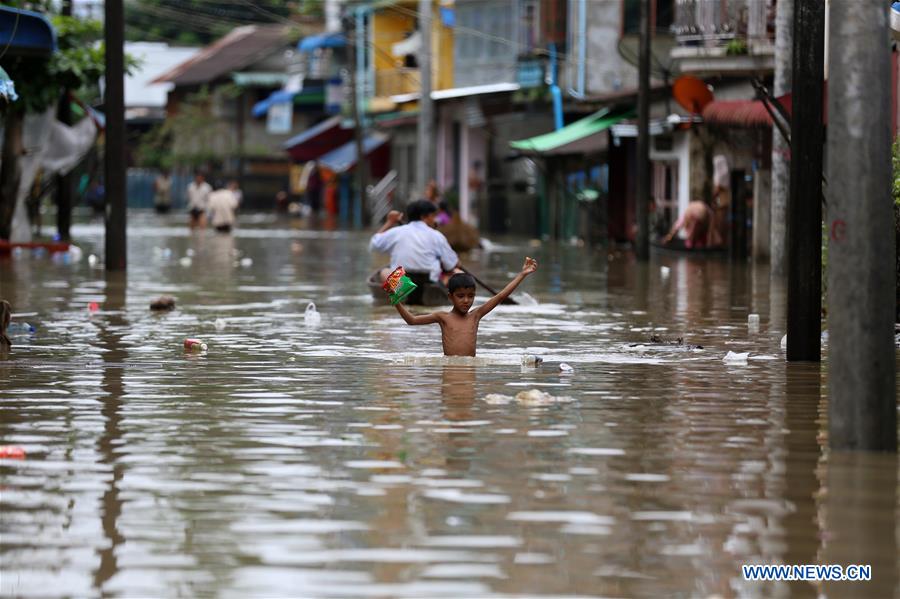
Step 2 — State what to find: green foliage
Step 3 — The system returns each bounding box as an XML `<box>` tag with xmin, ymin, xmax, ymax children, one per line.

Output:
<box><xmin>124</xmin><ymin>0</ymin><xmax>294</xmax><ymax>45</ymax></box>
<box><xmin>136</xmin><ymin>86</ymin><xmax>233</xmax><ymax>169</ymax></box>
<box><xmin>725</xmin><ymin>38</ymin><xmax>748</xmax><ymax>56</ymax></box>
<box><xmin>1</xmin><ymin>14</ymin><xmax>112</xmax><ymax>115</ymax></box>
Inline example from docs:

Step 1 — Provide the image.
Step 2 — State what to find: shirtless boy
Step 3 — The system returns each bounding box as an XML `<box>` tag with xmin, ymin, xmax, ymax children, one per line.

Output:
<box><xmin>393</xmin><ymin>257</ymin><xmax>537</xmax><ymax>356</ymax></box>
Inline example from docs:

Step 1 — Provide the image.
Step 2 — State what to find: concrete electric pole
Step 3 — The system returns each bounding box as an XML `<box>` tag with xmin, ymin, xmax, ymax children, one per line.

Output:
<box><xmin>416</xmin><ymin>0</ymin><xmax>434</xmax><ymax>195</ymax></box>
<box><xmin>826</xmin><ymin>0</ymin><xmax>897</xmax><ymax>451</ymax></box>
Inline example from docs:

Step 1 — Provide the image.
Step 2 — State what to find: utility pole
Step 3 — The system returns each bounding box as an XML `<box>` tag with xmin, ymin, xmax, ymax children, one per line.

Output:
<box><xmin>770</xmin><ymin>0</ymin><xmax>793</xmax><ymax>274</ymax></box>
<box><xmin>635</xmin><ymin>0</ymin><xmax>651</xmax><ymax>260</ymax></box>
<box><xmin>104</xmin><ymin>0</ymin><xmax>126</xmax><ymax>270</ymax></box>
<box><xmin>827</xmin><ymin>0</ymin><xmax>896</xmax><ymax>451</ymax></box>
<box><xmin>416</xmin><ymin>0</ymin><xmax>433</xmax><ymax>195</ymax></box>
<box><xmin>785</xmin><ymin>0</ymin><xmax>823</xmax><ymax>361</ymax></box>
<box><xmin>56</xmin><ymin>0</ymin><xmax>73</xmax><ymax>241</ymax></box>
<box><xmin>348</xmin><ymin>8</ymin><xmax>368</xmax><ymax>228</ymax></box>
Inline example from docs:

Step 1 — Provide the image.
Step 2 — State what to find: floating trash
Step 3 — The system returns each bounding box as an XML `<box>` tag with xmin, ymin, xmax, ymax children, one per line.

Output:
<box><xmin>214</xmin><ymin>318</ymin><xmax>227</xmax><ymax>331</ymax></box>
<box><xmin>660</xmin><ymin>266</ymin><xmax>671</xmax><ymax>279</ymax></box>
<box><xmin>7</xmin><ymin>322</ymin><xmax>35</xmax><ymax>334</ymax></box>
<box><xmin>723</xmin><ymin>351</ymin><xmax>749</xmax><ymax>364</ymax></box>
<box><xmin>747</xmin><ymin>313</ymin><xmax>760</xmax><ymax>333</ymax></box>
<box><xmin>150</xmin><ymin>296</ymin><xmax>176</xmax><ymax>311</ymax></box>
<box><xmin>179</xmin><ymin>257</ymin><xmax>192</xmax><ymax>268</ymax></box>
<box><xmin>88</xmin><ymin>302</ymin><xmax>100</xmax><ymax>312</ymax></box>
<box><xmin>521</xmin><ymin>354</ymin><xmax>543</xmax><ymax>367</ymax></box>
<box><xmin>0</xmin><ymin>446</ymin><xmax>26</xmax><ymax>459</ymax></box>
<box><xmin>780</xmin><ymin>335</ymin><xmax>787</xmax><ymax>350</ymax></box>
<box><xmin>184</xmin><ymin>338</ymin><xmax>207</xmax><ymax>352</ymax></box>
<box><xmin>559</xmin><ymin>362</ymin><xmax>574</xmax><ymax>373</ymax></box>
<box><xmin>483</xmin><ymin>390</ymin><xmax>576</xmax><ymax>406</ymax></box>
<box><xmin>304</xmin><ymin>302</ymin><xmax>322</xmax><ymax>326</ymax></box>
<box><xmin>87</xmin><ymin>254</ymin><xmax>99</xmax><ymax>267</ymax></box>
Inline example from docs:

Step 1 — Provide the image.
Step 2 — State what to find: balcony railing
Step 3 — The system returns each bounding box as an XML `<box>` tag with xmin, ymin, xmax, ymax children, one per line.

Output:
<box><xmin>375</xmin><ymin>67</ymin><xmax>420</xmax><ymax>98</ymax></box>
<box><xmin>674</xmin><ymin>0</ymin><xmax>774</xmax><ymax>45</ymax></box>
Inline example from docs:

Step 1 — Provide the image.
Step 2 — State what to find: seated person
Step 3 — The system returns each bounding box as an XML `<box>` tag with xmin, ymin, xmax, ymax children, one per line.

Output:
<box><xmin>370</xmin><ymin>199</ymin><xmax>460</xmax><ymax>285</ymax></box>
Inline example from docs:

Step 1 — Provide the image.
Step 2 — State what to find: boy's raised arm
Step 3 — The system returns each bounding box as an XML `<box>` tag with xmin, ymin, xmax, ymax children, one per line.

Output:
<box><xmin>474</xmin><ymin>257</ymin><xmax>537</xmax><ymax>318</ymax></box>
<box><xmin>394</xmin><ymin>302</ymin><xmax>441</xmax><ymax>326</ymax></box>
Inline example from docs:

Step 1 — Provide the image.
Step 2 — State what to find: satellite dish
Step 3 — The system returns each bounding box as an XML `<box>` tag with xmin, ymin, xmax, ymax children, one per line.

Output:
<box><xmin>672</xmin><ymin>75</ymin><xmax>713</xmax><ymax>114</ymax></box>
<box><xmin>617</xmin><ymin>33</ymin><xmax>679</xmax><ymax>80</ymax></box>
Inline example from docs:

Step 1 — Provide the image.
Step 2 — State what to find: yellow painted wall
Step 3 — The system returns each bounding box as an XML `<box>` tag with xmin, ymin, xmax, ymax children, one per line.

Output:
<box><xmin>371</xmin><ymin>1</ymin><xmax>455</xmax><ymax>97</ymax></box>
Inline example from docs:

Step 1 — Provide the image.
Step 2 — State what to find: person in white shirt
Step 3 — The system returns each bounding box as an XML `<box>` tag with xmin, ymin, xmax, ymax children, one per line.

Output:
<box><xmin>207</xmin><ymin>184</ymin><xmax>239</xmax><ymax>234</ymax></box>
<box><xmin>186</xmin><ymin>172</ymin><xmax>212</xmax><ymax>228</ymax></box>
<box><xmin>370</xmin><ymin>199</ymin><xmax>460</xmax><ymax>284</ymax></box>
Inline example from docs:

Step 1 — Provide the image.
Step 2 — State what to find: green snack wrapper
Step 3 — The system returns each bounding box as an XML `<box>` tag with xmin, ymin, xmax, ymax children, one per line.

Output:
<box><xmin>383</xmin><ymin>266</ymin><xmax>418</xmax><ymax>305</ymax></box>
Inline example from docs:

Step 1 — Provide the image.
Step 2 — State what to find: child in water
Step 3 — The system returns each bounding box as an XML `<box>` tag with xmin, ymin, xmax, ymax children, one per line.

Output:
<box><xmin>393</xmin><ymin>257</ymin><xmax>537</xmax><ymax>356</ymax></box>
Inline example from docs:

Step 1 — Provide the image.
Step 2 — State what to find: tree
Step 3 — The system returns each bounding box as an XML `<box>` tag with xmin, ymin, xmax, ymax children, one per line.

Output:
<box><xmin>124</xmin><ymin>0</ymin><xmax>299</xmax><ymax>46</ymax></box>
<box><xmin>0</xmin><ymin>12</ymin><xmax>107</xmax><ymax>240</ymax></box>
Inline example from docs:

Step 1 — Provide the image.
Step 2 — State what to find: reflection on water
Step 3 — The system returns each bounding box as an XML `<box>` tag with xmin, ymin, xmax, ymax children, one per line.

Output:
<box><xmin>0</xmin><ymin>212</ymin><xmax>898</xmax><ymax>597</ymax></box>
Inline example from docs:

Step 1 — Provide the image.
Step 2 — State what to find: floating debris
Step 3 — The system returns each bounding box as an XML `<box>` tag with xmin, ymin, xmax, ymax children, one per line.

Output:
<box><xmin>304</xmin><ymin>302</ymin><xmax>322</xmax><ymax>326</ymax></box>
<box><xmin>150</xmin><ymin>296</ymin><xmax>176</xmax><ymax>311</ymax></box>
<box><xmin>483</xmin><ymin>389</ymin><xmax>576</xmax><ymax>406</ymax></box>
<box><xmin>521</xmin><ymin>354</ymin><xmax>543</xmax><ymax>367</ymax></box>
<box><xmin>559</xmin><ymin>362</ymin><xmax>574</xmax><ymax>373</ymax></box>
<box><xmin>723</xmin><ymin>351</ymin><xmax>749</xmax><ymax>364</ymax></box>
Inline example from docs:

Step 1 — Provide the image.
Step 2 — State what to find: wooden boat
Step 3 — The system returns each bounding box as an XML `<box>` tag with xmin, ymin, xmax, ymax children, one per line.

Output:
<box><xmin>368</xmin><ymin>269</ymin><xmax>450</xmax><ymax>306</ymax></box>
<box><xmin>0</xmin><ymin>240</ymin><xmax>71</xmax><ymax>256</ymax></box>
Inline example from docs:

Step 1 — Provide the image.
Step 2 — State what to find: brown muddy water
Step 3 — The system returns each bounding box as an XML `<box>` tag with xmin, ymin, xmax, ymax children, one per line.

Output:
<box><xmin>0</xmin><ymin>212</ymin><xmax>898</xmax><ymax>598</ymax></box>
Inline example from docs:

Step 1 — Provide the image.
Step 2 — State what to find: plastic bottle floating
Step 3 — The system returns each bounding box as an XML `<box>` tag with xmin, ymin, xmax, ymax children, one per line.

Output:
<box><xmin>304</xmin><ymin>302</ymin><xmax>321</xmax><ymax>326</ymax></box>
<box><xmin>521</xmin><ymin>354</ymin><xmax>543</xmax><ymax>367</ymax></box>
<box><xmin>0</xmin><ymin>446</ymin><xmax>26</xmax><ymax>459</ymax></box>
<box><xmin>184</xmin><ymin>338</ymin><xmax>208</xmax><ymax>352</ymax></box>
<box><xmin>381</xmin><ymin>266</ymin><xmax>418</xmax><ymax>305</ymax></box>
<box><xmin>7</xmin><ymin>322</ymin><xmax>35</xmax><ymax>335</ymax></box>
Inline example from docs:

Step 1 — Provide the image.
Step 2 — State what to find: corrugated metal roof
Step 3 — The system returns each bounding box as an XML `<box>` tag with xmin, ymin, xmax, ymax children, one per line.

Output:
<box><xmin>701</xmin><ymin>94</ymin><xmax>795</xmax><ymax>129</ymax></box>
<box><xmin>151</xmin><ymin>25</ymin><xmax>292</xmax><ymax>86</ymax></box>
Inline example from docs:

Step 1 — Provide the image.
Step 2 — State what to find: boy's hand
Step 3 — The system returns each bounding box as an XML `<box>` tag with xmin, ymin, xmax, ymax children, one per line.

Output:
<box><xmin>521</xmin><ymin>256</ymin><xmax>537</xmax><ymax>275</ymax></box>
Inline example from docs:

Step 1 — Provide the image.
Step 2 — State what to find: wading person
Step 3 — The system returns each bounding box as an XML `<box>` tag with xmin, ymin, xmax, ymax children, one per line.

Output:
<box><xmin>153</xmin><ymin>170</ymin><xmax>172</xmax><ymax>214</ymax></box>
<box><xmin>186</xmin><ymin>172</ymin><xmax>211</xmax><ymax>228</ymax></box>
<box><xmin>206</xmin><ymin>182</ymin><xmax>240</xmax><ymax>234</ymax></box>
<box><xmin>391</xmin><ymin>257</ymin><xmax>537</xmax><ymax>356</ymax></box>
<box><xmin>370</xmin><ymin>199</ymin><xmax>460</xmax><ymax>285</ymax></box>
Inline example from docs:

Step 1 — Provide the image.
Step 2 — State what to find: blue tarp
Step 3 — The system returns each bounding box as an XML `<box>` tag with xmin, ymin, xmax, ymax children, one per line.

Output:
<box><xmin>318</xmin><ymin>133</ymin><xmax>389</xmax><ymax>174</ymax></box>
<box><xmin>298</xmin><ymin>32</ymin><xmax>346</xmax><ymax>53</ymax></box>
<box><xmin>0</xmin><ymin>6</ymin><xmax>57</xmax><ymax>56</ymax></box>
<box><xmin>252</xmin><ymin>87</ymin><xmax>326</xmax><ymax>118</ymax></box>
<box><xmin>252</xmin><ymin>90</ymin><xmax>297</xmax><ymax>118</ymax></box>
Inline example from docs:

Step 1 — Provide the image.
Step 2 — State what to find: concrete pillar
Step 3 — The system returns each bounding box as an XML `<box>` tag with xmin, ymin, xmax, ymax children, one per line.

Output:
<box><xmin>104</xmin><ymin>0</ymin><xmax>126</xmax><ymax>271</ymax></box>
<box><xmin>459</xmin><ymin>123</ymin><xmax>470</xmax><ymax>223</ymax></box>
<box><xmin>416</xmin><ymin>0</ymin><xmax>434</xmax><ymax>193</ymax></box>
<box><xmin>770</xmin><ymin>0</ymin><xmax>793</xmax><ymax>274</ymax></box>
<box><xmin>752</xmin><ymin>168</ymin><xmax>771</xmax><ymax>261</ymax></box>
<box><xmin>826</xmin><ymin>0</ymin><xmax>896</xmax><ymax>451</ymax></box>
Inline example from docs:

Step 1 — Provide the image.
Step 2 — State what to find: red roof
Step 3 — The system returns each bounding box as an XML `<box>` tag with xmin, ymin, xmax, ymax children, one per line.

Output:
<box><xmin>151</xmin><ymin>25</ymin><xmax>291</xmax><ymax>86</ymax></box>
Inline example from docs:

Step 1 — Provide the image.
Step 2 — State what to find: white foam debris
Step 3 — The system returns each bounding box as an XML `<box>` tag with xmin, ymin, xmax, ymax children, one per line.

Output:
<box><xmin>482</xmin><ymin>389</ymin><xmax>576</xmax><ymax>406</ymax></box>
<box><xmin>723</xmin><ymin>351</ymin><xmax>749</xmax><ymax>364</ymax></box>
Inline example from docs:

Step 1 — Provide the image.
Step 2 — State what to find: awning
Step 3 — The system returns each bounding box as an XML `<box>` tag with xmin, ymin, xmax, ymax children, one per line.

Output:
<box><xmin>318</xmin><ymin>133</ymin><xmax>389</xmax><ymax>174</ymax></box>
<box><xmin>510</xmin><ymin>110</ymin><xmax>632</xmax><ymax>155</ymax></box>
<box><xmin>0</xmin><ymin>6</ymin><xmax>57</xmax><ymax>57</ymax></box>
<box><xmin>282</xmin><ymin>116</ymin><xmax>354</xmax><ymax>162</ymax></box>
<box><xmin>701</xmin><ymin>95</ymin><xmax>792</xmax><ymax>128</ymax></box>
<box><xmin>233</xmin><ymin>71</ymin><xmax>289</xmax><ymax>87</ymax></box>
<box><xmin>299</xmin><ymin>32</ymin><xmax>346</xmax><ymax>53</ymax></box>
<box><xmin>390</xmin><ymin>82</ymin><xmax>520</xmax><ymax>104</ymax></box>
<box><xmin>252</xmin><ymin>86</ymin><xmax>326</xmax><ymax>118</ymax></box>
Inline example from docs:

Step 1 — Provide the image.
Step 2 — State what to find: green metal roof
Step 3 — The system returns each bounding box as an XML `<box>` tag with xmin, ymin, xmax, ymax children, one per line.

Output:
<box><xmin>510</xmin><ymin>110</ymin><xmax>633</xmax><ymax>156</ymax></box>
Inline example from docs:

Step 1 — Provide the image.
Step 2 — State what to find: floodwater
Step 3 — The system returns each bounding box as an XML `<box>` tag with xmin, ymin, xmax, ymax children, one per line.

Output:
<box><xmin>1</xmin><ymin>212</ymin><xmax>898</xmax><ymax>598</ymax></box>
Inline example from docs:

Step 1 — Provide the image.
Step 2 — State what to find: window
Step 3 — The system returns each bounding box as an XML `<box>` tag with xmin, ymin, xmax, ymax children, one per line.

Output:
<box><xmin>623</xmin><ymin>0</ymin><xmax>675</xmax><ymax>36</ymax></box>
